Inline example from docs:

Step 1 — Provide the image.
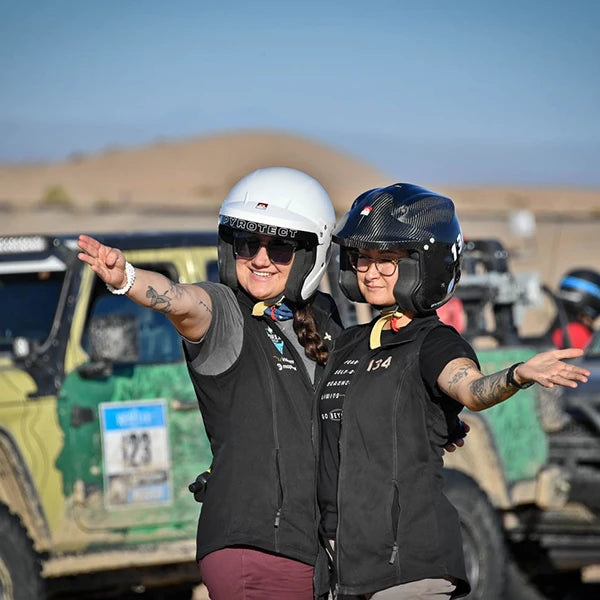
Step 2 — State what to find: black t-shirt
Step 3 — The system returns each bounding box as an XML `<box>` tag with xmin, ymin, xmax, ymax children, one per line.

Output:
<box><xmin>318</xmin><ymin>321</ymin><xmax>478</xmax><ymax>538</ymax></box>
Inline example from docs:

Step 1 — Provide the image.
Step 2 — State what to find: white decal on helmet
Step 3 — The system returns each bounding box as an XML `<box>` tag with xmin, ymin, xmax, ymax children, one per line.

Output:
<box><xmin>220</xmin><ymin>216</ymin><xmax>298</xmax><ymax>238</ymax></box>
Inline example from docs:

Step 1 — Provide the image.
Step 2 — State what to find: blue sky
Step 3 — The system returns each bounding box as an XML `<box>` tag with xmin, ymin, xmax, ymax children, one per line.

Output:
<box><xmin>1</xmin><ymin>0</ymin><xmax>599</xmax><ymax>185</ymax></box>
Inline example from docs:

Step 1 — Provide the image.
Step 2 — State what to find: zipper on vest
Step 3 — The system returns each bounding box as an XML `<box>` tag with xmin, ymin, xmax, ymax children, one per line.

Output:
<box><xmin>257</xmin><ymin>335</ymin><xmax>283</xmax><ymax>552</ymax></box>
<box><xmin>389</xmin><ymin>542</ymin><xmax>399</xmax><ymax>564</ymax></box>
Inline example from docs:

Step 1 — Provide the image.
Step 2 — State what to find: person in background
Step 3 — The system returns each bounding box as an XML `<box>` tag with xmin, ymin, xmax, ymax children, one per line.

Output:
<box><xmin>317</xmin><ymin>183</ymin><xmax>590</xmax><ymax>599</ymax></box>
<box><xmin>550</xmin><ymin>268</ymin><xmax>600</xmax><ymax>349</ymax></box>
<box><xmin>436</xmin><ymin>295</ymin><xmax>466</xmax><ymax>334</ymax></box>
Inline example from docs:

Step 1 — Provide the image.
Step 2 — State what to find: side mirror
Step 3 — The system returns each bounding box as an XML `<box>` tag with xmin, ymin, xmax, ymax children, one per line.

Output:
<box><xmin>78</xmin><ymin>314</ymin><xmax>139</xmax><ymax>379</ymax></box>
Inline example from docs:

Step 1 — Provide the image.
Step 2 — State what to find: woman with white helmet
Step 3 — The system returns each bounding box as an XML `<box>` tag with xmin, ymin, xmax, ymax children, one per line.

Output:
<box><xmin>78</xmin><ymin>167</ymin><xmax>342</xmax><ymax>600</ymax></box>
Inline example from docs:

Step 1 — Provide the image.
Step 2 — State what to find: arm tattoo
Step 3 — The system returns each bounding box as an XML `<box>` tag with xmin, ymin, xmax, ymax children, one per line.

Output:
<box><xmin>198</xmin><ymin>297</ymin><xmax>212</xmax><ymax>314</ymax></box>
<box><xmin>446</xmin><ymin>359</ymin><xmax>478</xmax><ymax>393</ymax></box>
<box><xmin>146</xmin><ymin>286</ymin><xmax>172</xmax><ymax>313</ymax></box>
<box><xmin>469</xmin><ymin>369</ymin><xmax>513</xmax><ymax>409</ymax></box>
<box><xmin>168</xmin><ymin>280</ymin><xmax>184</xmax><ymax>299</ymax></box>
<box><xmin>449</xmin><ymin>366</ymin><xmax>471</xmax><ymax>387</ymax></box>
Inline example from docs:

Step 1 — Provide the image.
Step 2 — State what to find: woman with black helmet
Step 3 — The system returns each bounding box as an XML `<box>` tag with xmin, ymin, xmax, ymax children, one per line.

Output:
<box><xmin>550</xmin><ymin>268</ymin><xmax>600</xmax><ymax>349</ymax></box>
<box><xmin>317</xmin><ymin>183</ymin><xmax>590</xmax><ymax>599</ymax></box>
<box><xmin>78</xmin><ymin>167</ymin><xmax>343</xmax><ymax>600</ymax></box>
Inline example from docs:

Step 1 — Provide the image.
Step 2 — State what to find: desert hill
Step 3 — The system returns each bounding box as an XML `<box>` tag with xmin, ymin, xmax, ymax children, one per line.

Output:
<box><xmin>2</xmin><ymin>129</ymin><xmax>600</xmax><ymax>221</ymax></box>
<box><xmin>1</xmin><ymin>130</ymin><xmax>599</xmax><ymax>335</ymax></box>
<box><xmin>0</xmin><ymin>131</ymin><xmax>393</xmax><ymax>218</ymax></box>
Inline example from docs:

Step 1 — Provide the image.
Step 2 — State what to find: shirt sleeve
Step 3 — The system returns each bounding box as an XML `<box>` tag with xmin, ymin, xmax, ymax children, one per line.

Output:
<box><xmin>420</xmin><ymin>325</ymin><xmax>479</xmax><ymax>395</ymax></box>
<box><xmin>182</xmin><ymin>282</ymin><xmax>244</xmax><ymax>376</ymax></box>
<box><xmin>420</xmin><ymin>325</ymin><xmax>480</xmax><ymax>434</ymax></box>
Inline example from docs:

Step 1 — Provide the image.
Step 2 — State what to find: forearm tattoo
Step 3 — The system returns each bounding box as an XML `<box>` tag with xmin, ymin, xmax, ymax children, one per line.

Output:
<box><xmin>469</xmin><ymin>369</ymin><xmax>512</xmax><ymax>409</ymax></box>
<box><xmin>146</xmin><ymin>285</ymin><xmax>174</xmax><ymax>313</ymax></box>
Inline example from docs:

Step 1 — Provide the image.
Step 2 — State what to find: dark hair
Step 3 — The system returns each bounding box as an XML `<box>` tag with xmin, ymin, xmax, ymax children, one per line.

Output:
<box><xmin>293</xmin><ymin>304</ymin><xmax>329</xmax><ymax>366</ymax></box>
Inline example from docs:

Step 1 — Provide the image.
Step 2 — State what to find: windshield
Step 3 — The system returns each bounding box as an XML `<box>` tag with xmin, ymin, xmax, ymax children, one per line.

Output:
<box><xmin>0</xmin><ymin>271</ymin><xmax>65</xmax><ymax>352</ymax></box>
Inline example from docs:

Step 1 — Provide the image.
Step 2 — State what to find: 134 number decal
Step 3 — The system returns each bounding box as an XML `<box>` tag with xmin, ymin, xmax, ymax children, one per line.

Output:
<box><xmin>367</xmin><ymin>356</ymin><xmax>392</xmax><ymax>371</ymax></box>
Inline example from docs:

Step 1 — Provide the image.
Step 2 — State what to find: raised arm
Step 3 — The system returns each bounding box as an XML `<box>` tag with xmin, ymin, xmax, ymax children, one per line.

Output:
<box><xmin>438</xmin><ymin>348</ymin><xmax>590</xmax><ymax>412</ymax></box>
<box><xmin>77</xmin><ymin>234</ymin><xmax>213</xmax><ymax>341</ymax></box>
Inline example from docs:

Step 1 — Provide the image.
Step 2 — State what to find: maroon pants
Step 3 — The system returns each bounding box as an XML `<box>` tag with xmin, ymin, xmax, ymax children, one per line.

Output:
<box><xmin>199</xmin><ymin>547</ymin><xmax>314</xmax><ymax>600</ymax></box>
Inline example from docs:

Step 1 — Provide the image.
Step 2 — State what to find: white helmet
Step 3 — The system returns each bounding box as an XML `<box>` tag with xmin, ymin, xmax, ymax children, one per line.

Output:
<box><xmin>218</xmin><ymin>167</ymin><xmax>335</xmax><ymax>302</ymax></box>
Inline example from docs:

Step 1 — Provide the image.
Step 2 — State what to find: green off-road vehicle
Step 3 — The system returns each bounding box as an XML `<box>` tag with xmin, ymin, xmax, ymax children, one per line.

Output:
<box><xmin>0</xmin><ymin>232</ymin><xmax>218</xmax><ymax>599</ymax></box>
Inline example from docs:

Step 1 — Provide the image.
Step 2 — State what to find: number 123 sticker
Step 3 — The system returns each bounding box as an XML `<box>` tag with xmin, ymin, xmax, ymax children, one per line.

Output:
<box><xmin>100</xmin><ymin>400</ymin><xmax>172</xmax><ymax>508</ymax></box>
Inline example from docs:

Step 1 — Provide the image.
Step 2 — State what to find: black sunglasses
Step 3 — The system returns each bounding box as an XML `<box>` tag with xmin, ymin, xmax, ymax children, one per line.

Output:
<box><xmin>233</xmin><ymin>232</ymin><xmax>299</xmax><ymax>265</ymax></box>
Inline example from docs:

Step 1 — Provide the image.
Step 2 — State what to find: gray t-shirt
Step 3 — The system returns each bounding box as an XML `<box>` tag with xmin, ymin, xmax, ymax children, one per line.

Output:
<box><xmin>183</xmin><ymin>282</ymin><xmax>316</xmax><ymax>382</ymax></box>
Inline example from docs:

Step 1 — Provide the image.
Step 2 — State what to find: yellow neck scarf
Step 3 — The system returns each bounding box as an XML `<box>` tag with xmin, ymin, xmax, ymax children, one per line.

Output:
<box><xmin>252</xmin><ymin>301</ymin><xmax>273</xmax><ymax>317</ymax></box>
<box><xmin>369</xmin><ymin>311</ymin><xmax>404</xmax><ymax>349</ymax></box>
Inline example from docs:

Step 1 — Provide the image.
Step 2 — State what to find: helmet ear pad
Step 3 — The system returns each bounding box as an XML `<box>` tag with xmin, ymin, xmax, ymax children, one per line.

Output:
<box><xmin>285</xmin><ymin>246</ymin><xmax>317</xmax><ymax>304</ymax></box>
<box><xmin>338</xmin><ymin>248</ymin><xmax>365</xmax><ymax>303</ymax></box>
<box><xmin>218</xmin><ymin>227</ymin><xmax>238</xmax><ymax>290</ymax></box>
<box><xmin>393</xmin><ymin>256</ymin><xmax>421</xmax><ymax>314</ymax></box>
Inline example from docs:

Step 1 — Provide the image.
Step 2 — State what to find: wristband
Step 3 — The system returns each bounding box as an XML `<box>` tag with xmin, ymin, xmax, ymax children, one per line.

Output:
<box><xmin>506</xmin><ymin>362</ymin><xmax>534</xmax><ymax>389</ymax></box>
<box><xmin>106</xmin><ymin>261</ymin><xmax>136</xmax><ymax>295</ymax></box>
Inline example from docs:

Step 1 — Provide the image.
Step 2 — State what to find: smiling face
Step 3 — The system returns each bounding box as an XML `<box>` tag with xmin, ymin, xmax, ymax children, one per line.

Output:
<box><xmin>234</xmin><ymin>233</ymin><xmax>296</xmax><ymax>301</ymax></box>
<box><xmin>355</xmin><ymin>248</ymin><xmax>409</xmax><ymax>307</ymax></box>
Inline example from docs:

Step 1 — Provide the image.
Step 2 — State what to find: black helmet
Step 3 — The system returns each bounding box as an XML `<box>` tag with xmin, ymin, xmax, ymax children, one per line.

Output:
<box><xmin>557</xmin><ymin>268</ymin><xmax>600</xmax><ymax>321</ymax></box>
<box><xmin>333</xmin><ymin>183</ymin><xmax>463</xmax><ymax>314</ymax></box>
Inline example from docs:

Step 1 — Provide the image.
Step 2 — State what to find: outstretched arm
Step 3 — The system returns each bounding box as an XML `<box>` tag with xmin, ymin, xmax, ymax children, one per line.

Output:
<box><xmin>77</xmin><ymin>234</ymin><xmax>213</xmax><ymax>341</ymax></box>
<box><xmin>438</xmin><ymin>348</ymin><xmax>590</xmax><ymax>412</ymax></box>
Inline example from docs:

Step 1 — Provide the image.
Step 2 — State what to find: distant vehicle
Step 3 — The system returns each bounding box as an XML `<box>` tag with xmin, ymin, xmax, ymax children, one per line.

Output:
<box><xmin>0</xmin><ymin>232</ymin><xmax>219</xmax><ymax>598</ymax></box>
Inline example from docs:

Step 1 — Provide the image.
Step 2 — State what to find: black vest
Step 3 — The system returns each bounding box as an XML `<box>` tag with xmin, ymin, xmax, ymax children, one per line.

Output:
<box><xmin>318</xmin><ymin>316</ymin><xmax>470</xmax><ymax>597</ymax></box>
<box><xmin>187</xmin><ymin>291</ymin><xmax>341</xmax><ymax>565</ymax></box>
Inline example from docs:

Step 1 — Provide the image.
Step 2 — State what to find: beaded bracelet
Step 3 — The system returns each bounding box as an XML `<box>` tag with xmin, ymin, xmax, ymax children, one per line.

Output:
<box><xmin>106</xmin><ymin>261</ymin><xmax>136</xmax><ymax>295</ymax></box>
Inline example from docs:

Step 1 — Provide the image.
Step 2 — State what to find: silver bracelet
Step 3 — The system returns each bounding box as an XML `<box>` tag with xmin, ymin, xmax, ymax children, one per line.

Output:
<box><xmin>106</xmin><ymin>261</ymin><xmax>136</xmax><ymax>295</ymax></box>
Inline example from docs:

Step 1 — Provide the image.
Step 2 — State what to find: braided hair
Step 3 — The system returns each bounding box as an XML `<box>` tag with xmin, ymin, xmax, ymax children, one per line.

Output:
<box><xmin>293</xmin><ymin>304</ymin><xmax>329</xmax><ymax>366</ymax></box>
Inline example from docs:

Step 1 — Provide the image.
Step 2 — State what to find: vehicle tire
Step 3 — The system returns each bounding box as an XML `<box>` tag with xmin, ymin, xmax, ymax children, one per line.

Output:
<box><xmin>0</xmin><ymin>504</ymin><xmax>45</xmax><ymax>600</ymax></box>
<box><xmin>443</xmin><ymin>469</ymin><xmax>505</xmax><ymax>600</ymax></box>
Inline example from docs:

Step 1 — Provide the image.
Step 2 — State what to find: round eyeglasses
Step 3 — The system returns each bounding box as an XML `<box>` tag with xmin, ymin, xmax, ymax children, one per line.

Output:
<box><xmin>349</xmin><ymin>253</ymin><xmax>400</xmax><ymax>276</ymax></box>
<box><xmin>233</xmin><ymin>232</ymin><xmax>298</xmax><ymax>265</ymax></box>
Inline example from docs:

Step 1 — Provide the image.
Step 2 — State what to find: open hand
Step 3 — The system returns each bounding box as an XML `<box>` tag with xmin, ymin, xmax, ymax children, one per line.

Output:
<box><xmin>517</xmin><ymin>348</ymin><xmax>590</xmax><ymax>389</ymax></box>
<box><xmin>77</xmin><ymin>234</ymin><xmax>127</xmax><ymax>289</ymax></box>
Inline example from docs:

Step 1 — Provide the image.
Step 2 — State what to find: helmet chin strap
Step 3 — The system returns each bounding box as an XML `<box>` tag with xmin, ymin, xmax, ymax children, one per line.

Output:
<box><xmin>369</xmin><ymin>304</ymin><xmax>405</xmax><ymax>349</ymax></box>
